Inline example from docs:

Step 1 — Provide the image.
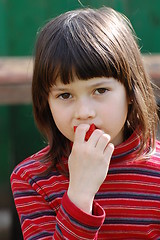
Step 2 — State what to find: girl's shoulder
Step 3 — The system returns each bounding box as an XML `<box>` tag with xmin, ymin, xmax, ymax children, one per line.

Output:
<box><xmin>145</xmin><ymin>140</ymin><xmax>160</xmax><ymax>169</ymax></box>
<box><xmin>11</xmin><ymin>146</ymin><xmax>53</xmax><ymax>180</ymax></box>
<box><xmin>10</xmin><ymin>146</ymin><xmax>68</xmax><ymax>210</ymax></box>
<box><xmin>156</xmin><ymin>139</ymin><xmax>160</xmax><ymax>151</ymax></box>
<box><xmin>154</xmin><ymin>139</ymin><xmax>160</xmax><ymax>158</ymax></box>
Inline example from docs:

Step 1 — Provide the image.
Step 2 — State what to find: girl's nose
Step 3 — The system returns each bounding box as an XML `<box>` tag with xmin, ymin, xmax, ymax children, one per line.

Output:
<box><xmin>74</xmin><ymin>99</ymin><xmax>96</xmax><ymax>120</ymax></box>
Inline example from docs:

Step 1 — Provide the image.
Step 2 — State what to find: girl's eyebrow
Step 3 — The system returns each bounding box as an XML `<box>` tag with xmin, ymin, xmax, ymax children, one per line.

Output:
<box><xmin>51</xmin><ymin>79</ymin><xmax>114</xmax><ymax>91</ymax></box>
<box><xmin>51</xmin><ymin>87</ymin><xmax>70</xmax><ymax>92</ymax></box>
<box><xmin>87</xmin><ymin>80</ymin><xmax>114</xmax><ymax>88</ymax></box>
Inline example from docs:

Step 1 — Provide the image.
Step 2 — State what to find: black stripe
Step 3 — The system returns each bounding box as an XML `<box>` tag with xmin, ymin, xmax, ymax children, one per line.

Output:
<box><xmin>45</xmin><ymin>191</ymin><xmax>65</xmax><ymax>202</ymax></box>
<box><xmin>104</xmin><ymin>217</ymin><xmax>160</xmax><ymax>225</ymax></box>
<box><xmin>108</xmin><ymin>167</ymin><xmax>160</xmax><ymax>177</ymax></box>
<box><xmin>21</xmin><ymin>210</ymin><xmax>56</xmax><ymax>224</ymax></box>
<box><xmin>111</xmin><ymin>144</ymin><xmax>140</xmax><ymax>159</ymax></box>
<box><xmin>14</xmin><ymin>191</ymin><xmax>39</xmax><ymax>198</ymax></box>
<box><xmin>28</xmin><ymin>231</ymin><xmax>53</xmax><ymax>240</ymax></box>
<box><xmin>29</xmin><ymin>171</ymin><xmax>60</xmax><ymax>185</ymax></box>
<box><xmin>95</xmin><ymin>192</ymin><xmax>160</xmax><ymax>201</ymax></box>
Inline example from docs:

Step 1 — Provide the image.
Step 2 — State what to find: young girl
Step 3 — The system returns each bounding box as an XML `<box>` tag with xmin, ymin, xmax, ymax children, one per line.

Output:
<box><xmin>11</xmin><ymin>7</ymin><xmax>160</xmax><ymax>240</ymax></box>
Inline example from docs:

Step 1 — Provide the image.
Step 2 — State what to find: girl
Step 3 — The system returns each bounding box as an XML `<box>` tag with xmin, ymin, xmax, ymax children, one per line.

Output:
<box><xmin>11</xmin><ymin>7</ymin><xmax>160</xmax><ymax>239</ymax></box>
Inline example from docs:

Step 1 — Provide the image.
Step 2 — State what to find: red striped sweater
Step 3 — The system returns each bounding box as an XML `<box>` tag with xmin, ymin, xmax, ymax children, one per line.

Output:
<box><xmin>11</xmin><ymin>132</ymin><xmax>160</xmax><ymax>239</ymax></box>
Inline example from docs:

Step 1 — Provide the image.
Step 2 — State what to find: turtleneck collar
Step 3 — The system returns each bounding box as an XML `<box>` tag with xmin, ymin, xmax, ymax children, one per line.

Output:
<box><xmin>111</xmin><ymin>130</ymin><xmax>141</xmax><ymax>161</ymax></box>
<box><xmin>57</xmin><ymin>130</ymin><xmax>142</xmax><ymax>172</ymax></box>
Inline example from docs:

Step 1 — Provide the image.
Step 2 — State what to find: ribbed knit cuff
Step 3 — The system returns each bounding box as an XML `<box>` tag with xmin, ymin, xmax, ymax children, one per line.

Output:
<box><xmin>62</xmin><ymin>192</ymin><xmax>105</xmax><ymax>228</ymax></box>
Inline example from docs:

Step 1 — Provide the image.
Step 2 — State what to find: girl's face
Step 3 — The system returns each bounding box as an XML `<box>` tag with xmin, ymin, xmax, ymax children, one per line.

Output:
<box><xmin>48</xmin><ymin>76</ymin><xmax>129</xmax><ymax>146</ymax></box>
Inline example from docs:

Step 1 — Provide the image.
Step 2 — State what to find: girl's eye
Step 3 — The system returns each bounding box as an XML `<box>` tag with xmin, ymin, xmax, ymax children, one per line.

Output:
<box><xmin>58</xmin><ymin>93</ymin><xmax>72</xmax><ymax>99</ymax></box>
<box><xmin>94</xmin><ymin>88</ymin><xmax>107</xmax><ymax>95</ymax></box>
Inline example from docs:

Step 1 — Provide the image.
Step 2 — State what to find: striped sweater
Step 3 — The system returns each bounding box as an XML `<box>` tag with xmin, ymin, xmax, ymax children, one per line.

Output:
<box><xmin>10</xmin><ymin>132</ymin><xmax>160</xmax><ymax>239</ymax></box>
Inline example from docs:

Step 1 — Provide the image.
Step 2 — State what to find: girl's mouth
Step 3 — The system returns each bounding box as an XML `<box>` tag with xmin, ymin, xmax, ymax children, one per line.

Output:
<box><xmin>74</xmin><ymin>123</ymin><xmax>97</xmax><ymax>141</ymax></box>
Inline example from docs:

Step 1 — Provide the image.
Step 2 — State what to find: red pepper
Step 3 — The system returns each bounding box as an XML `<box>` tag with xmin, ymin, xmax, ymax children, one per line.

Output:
<box><xmin>74</xmin><ymin>124</ymin><xmax>96</xmax><ymax>141</ymax></box>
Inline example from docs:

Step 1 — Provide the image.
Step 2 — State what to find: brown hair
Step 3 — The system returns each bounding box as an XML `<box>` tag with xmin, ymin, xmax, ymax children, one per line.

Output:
<box><xmin>32</xmin><ymin>7</ymin><xmax>158</xmax><ymax>173</ymax></box>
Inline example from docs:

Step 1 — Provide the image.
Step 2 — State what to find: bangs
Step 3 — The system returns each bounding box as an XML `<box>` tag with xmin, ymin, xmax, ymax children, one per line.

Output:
<box><xmin>42</xmin><ymin>9</ymin><xmax>132</xmax><ymax>87</ymax></box>
<box><xmin>50</xmin><ymin>34</ymin><xmax>119</xmax><ymax>85</ymax></box>
<box><xmin>35</xmin><ymin>7</ymin><xmax>138</xmax><ymax>93</ymax></box>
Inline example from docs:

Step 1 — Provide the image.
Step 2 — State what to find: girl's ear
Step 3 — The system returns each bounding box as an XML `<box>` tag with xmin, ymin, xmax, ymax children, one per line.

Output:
<box><xmin>128</xmin><ymin>98</ymin><xmax>133</xmax><ymax>105</ymax></box>
<box><xmin>127</xmin><ymin>92</ymin><xmax>134</xmax><ymax>105</ymax></box>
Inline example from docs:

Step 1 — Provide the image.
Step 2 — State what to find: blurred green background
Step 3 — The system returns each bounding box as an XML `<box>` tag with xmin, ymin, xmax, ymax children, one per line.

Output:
<box><xmin>0</xmin><ymin>0</ymin><xmax>160</xmax><ymax>239</ymax></box>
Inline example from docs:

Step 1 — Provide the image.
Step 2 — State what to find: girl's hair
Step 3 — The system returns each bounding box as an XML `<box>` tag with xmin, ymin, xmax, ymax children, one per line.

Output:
<box><xmin>32</xmin><ymin>7</ymin><xmax>158</xmax><ymax>173</ymax></box>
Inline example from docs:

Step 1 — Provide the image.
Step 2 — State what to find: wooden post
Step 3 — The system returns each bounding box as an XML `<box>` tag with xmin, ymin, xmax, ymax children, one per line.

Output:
<box><xmin>0</xmin><ymin>55</ymin><xmax>160</xmax><ymax>105</ymax></box>
<box><xmin>0</xmin><ymin>57</ymin><xmax>33</xmax><ymax>104</ymax></box>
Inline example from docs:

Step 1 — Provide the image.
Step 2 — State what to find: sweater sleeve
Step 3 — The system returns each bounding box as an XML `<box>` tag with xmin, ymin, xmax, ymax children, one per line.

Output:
<box><xmin>10</xmin><ymin>170</ymin><xmax>105</xmax><ymax>240</ymax></box>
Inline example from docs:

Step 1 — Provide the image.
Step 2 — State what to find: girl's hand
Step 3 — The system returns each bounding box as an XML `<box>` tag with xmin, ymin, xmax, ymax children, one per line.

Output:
<box><xmin>67</xmin><ymin>124</ymin><xmax>114</xmax><ymax>214</ymax></box>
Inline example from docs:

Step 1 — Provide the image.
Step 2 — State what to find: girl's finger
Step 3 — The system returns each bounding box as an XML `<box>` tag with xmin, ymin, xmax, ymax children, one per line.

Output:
<box><xmin>74</xmin><ymin>124</ymin><xmax>90</xmax><ymax>143</ymax></box>
<box><xmin>95</xmin><ymin>133</ymin><xmax>111</xmax><ymax>152</ymax></box>
<box><xmin>87</xmin><ymin>129</ymin><xmax>105</xmax><ymax>146</ymax></box>
<box><xmin>104</xmin><ymin>143</ymin><xmax>114</xmax><ymax>159</ymax></box>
